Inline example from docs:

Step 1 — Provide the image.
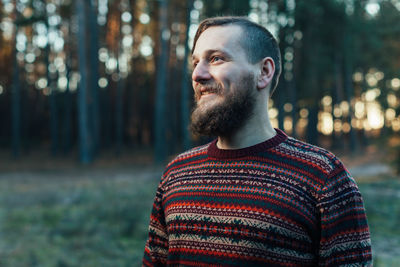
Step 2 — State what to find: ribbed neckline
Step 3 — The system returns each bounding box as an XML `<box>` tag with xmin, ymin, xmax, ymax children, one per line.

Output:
<box><xmin>207</xmin><ymin>128</ymin><xmax>288</xmax><ymax>159</ymax></box>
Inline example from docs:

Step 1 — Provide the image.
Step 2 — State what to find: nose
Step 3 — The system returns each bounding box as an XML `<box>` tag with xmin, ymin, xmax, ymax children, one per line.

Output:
<box><xmin>192</xmin><ymin>61</ymin><xmax>211</xmax><ymax>83</ymax></box>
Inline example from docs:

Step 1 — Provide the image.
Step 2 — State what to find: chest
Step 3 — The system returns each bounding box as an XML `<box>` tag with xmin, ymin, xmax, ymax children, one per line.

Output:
<box><xmin>162</xmin><ymin>168</ymin><xmax>320</xmax><ymax>245</ymax></box>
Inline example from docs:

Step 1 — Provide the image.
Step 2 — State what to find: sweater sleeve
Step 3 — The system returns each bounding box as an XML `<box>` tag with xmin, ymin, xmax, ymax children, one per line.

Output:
<box><xmin>142</xmin><ymin>179</ymin><xmax>168</xmax><ymax>267</ymax></box>
<box><xmin>317</xmin><ymin>162</ymin><xmax>372</xmax><ymax>266</ymax></box>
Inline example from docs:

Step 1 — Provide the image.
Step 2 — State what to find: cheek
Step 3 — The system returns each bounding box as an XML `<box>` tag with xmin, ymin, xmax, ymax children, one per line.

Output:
<box><xmin>213</xmin><ymin>66</ymin><xmax>245</xmax><ymax>84</ymax></box>
<box><xmin>210</xmin><ymin>69</ymin><xmax>232</xmax><ymax>90</ymax></box>
<box><xmin>211</xmin><ymin>68</ymin><xmax>227</xmax><ymax>80</ymax></box>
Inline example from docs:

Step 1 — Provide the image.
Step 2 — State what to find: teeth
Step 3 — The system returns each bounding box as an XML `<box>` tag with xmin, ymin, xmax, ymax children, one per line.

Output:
<box><xmin>202</xmin><ymin>91</ymin><xmax>213</xmax><ymax>95</ymax></box>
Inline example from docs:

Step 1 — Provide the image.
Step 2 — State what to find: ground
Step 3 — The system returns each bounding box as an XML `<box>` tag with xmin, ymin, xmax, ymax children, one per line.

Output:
<box><xmin>0</xmin><ymin>146</ymin><xmax>399</xmax><ymax>266</ymax></box>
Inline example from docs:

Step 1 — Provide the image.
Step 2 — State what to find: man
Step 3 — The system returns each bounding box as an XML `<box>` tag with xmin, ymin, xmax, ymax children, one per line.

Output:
<box><xmin>143</xmin><ymin>16</ymin><xmax>372</xmax><ymax>266</ymax></box>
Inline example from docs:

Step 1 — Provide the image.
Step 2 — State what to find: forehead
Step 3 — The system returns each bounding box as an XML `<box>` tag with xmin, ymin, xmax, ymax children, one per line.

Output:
<box><xmin>192</xmin><ymin>25</ymin><xmax>245</xmax><ymax>58</ymax></box>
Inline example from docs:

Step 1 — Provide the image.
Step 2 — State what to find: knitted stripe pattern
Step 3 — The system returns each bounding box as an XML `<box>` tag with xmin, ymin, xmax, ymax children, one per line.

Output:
<box><xmin>143</xmin><ymin>129</ymin><xmax>372</xmax><ymax>266</ymax></box>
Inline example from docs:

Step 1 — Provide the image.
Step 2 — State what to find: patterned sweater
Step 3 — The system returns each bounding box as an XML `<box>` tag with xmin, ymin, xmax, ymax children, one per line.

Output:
<box><xmin>143</xmin><ymin>129</ymin><xmax>372</xmax><ymax>266</ymax></box>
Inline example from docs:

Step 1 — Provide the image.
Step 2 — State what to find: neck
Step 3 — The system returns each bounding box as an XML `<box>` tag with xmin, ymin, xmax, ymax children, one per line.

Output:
<box><xmin>216</xmin><ymin>108</ymin><xmax>276</xmax><ymax>150</ymax></box>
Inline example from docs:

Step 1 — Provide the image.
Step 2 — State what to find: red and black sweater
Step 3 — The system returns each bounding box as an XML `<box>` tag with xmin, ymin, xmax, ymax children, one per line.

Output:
<box><xmin>143</xmin><ymin>129</ymin><xmax>372</xmax><ymax>266</ymax></box>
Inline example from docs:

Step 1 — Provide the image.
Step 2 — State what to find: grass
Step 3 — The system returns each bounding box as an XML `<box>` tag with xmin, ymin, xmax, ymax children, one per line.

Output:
<box><xmin>0</xmin><ymin>167</ymin><xmax>399</xmax><ymax>266</ymax></box>
<box><xmin>358</xmin><ymin>176</ymin><xmax>400</xmax><ymax>266</ymax></box>
<box><xmin>0</xmin><ymin>167</ymin><xmax>161</xmax><ymax>266</ymax></box>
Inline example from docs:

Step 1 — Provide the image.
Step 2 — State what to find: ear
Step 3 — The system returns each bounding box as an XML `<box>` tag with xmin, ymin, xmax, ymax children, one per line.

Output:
<box><xmin>257</xmin><ymin>57</ymin><xmax>275</xmax><ymax>90</ymax></box>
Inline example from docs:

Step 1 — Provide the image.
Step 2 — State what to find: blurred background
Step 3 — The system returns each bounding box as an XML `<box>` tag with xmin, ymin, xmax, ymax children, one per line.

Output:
<box><xmin>0</xmin><ymin>0</ymin><xmax>399</xmax><ymax>266</ymax></box>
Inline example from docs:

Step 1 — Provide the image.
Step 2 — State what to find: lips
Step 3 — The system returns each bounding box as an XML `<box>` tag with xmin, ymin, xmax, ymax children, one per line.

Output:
<box><xmin>197</xmin><ymin>88</ymin><xmax>217</xmax><ymax>102</ymax></box>
<box><xmin>195</xmin><ymin>84</ymin><xmax>221</xmax><ymax>100</ymax></box>
<box><xmin>200</xmin><ymin>88</ymin><xmax>216</xmax><ymax>96</ymax></box>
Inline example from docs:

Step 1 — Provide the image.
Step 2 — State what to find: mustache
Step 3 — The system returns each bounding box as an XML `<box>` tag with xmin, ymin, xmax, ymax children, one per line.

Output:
<box><xmin>194</xmin><ymin>82</ymin><xmax>223</xmax><ymax>99</ymax></box>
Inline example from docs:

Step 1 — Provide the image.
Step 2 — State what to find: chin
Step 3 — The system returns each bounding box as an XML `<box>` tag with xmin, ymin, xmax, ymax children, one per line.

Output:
<box><xmin>198</xmin><ymin>96</ymin><xmax>223</xmax><ymax>108</ymax></box>
<box><xmin>196</xmin><ymin>104</ymin><xmax>218</xmax><ymax>118</ymax></box>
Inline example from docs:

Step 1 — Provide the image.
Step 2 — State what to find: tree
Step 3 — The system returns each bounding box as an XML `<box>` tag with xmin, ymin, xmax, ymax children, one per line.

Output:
<box><xmin>88</xmin><ymin>0</ymin><xmax>101</xmax><ymax>155</ymax></box>
<box><xmin>154</xmin><ymin>0</ymin><xmax>170</xmax><ymax>163</ymax></box>
<box><xmin>76</xmin><ymin>0</ymin><xmax>93</xmax><ymax>164</ymax></box>
<box><xmin>11</xmin><ymin>22</ymin><xmax>20</xmax><ymax>158</ymax></box>
<box><xmin>181</xmin><ymin>0</ymin><xmax>194</xmax><ymax>151</ymax></box>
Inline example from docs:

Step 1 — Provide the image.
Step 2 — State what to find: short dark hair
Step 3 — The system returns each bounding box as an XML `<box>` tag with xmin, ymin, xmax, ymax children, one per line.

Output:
<box><xmin>192</xmin><ymin>16</ymin><xmax>282</xmax><ymax>94</ymax></box>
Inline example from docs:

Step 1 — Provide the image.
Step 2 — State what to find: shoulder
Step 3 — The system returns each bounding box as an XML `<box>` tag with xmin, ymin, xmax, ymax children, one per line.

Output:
<box><xmin>277</xmin><ymin>136</ymin><xmax>344</xmax><ymax>176</ymax></box>
<box><xmin>275</xmin><ymin>135</ymin><xmax>355</xmax><ymax>200</ymax></box>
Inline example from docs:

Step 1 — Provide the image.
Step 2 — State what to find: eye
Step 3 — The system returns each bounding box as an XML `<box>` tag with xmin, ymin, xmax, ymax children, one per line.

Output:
<box><xmin>210</xmin><ymin>55</ymin><xmax>223</xmax><ymax>63</ymax></box>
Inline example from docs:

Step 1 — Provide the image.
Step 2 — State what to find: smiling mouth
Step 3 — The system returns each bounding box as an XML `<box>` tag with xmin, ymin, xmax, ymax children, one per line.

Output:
<box><xmin>195</xmin><ymin>84</ymin><xmax>222</xmax><ymax>100</ymax></box>
<box><xmin>198</xmin><ymin>90</ymin><xmax>219</xmax><ymax>101</ymax></box>
<box><xmin>201</xmin><ymin>91</ymin><xmax>216</xmax><ymax>96</ymax></box>
<box><xmin>199</xmin><ymin>87</ymin><xmax>219</xmax><ymax>96</ymax></box>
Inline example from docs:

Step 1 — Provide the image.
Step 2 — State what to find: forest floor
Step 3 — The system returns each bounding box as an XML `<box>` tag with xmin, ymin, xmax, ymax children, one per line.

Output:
<box><xmin>0</xmin><ymin>145</ymin><xmax>399</xmax><ymax>266</ymax></box>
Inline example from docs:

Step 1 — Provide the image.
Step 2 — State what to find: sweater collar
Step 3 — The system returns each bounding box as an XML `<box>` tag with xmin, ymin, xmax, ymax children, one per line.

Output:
<box><xmin>207</xmin><ymin>128</ymin><xmax>288</xmax><ymax>159</ymax></box>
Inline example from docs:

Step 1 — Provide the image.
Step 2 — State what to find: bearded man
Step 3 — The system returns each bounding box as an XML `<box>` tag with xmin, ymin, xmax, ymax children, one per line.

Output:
<box><xmin>143</xmin><ymin>16</ymin><xmax>372</xmax><ymax>266</ymax></box>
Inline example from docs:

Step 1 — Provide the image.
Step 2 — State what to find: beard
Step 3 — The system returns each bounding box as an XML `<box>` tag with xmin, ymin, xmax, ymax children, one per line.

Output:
<box><xmin>190</xmin><ymin>74</ymin><xmax>256</xmax><ymax>138</ymax></box>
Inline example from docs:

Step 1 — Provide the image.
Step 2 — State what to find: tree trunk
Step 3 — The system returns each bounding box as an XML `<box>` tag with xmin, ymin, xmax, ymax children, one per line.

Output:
<box><xmin>343</xmin><ymin>31</ymin><xmax>359</xmax><ymax>154</ymax></box>
<box><xmin>102</xmin><ymin>75</ymin><xmax>113</xmax><ymax>149</ymax></box>
<box><xmin>88</xmin><ymin>0</ymin><xmax>100</xmax><ymax>156</ymax></box>
<box><xmin>46</xmin><ymin>44</ymin><xmax>59</xmax><ymax>156</ymax></box>
<box><xmin>181</xmin><ymin>0</ymin><xmax>194</xmax><ymax>151</ymax></box>
<box><xmin>11</xmin><ymin>37</ymin><xmax>20</xmax><ymax>158</ymax></box>
<box><xmin>154</xmin><ymin>0</ymin><xmax>170</xmax><ymax>163</ymax></box>
<box><xmin>62</xmin><ymin>21</ymin><xmax>73</xmax><ymax>155</ymax></box>
<box><xmin>21</xmin><ymin>81</ymin><xmax>29</xmax><ymax>153</ymax></box>
<box><xmin>307</xmin><ymin>105</ymin><xmax>319</xmax><ymax>146</ymax></box>
<box><xmin>76</xmin><ymin>0</ymin><xmax>93</xmax><ymax>164</ymax></box>
<box><xmin>62</xmin><ymin>59</ymin><xmax>73</xmax><ymax>155</ymax></box>
<box><xmin>276</xmin><ymin>82</ymin><xmax>285</xmax><ymax>131</ymax></box>
<box><xmin>115</xmin><ymin>72</ymin><xmax>125</xmax><ymax>155</ymax></box>
<box><xmin>331</xmin><ymin>53</ymin><xmax>344</xmax><ymax>150</ymax></box>
<box><xmin>288</xmin><ymin>75</ymin><xmax>297</xmax><ymax>138</ymax></box>
<box><xmin>11</xmin><ymin>0</ymin><xmax>20</xmax><ymax>158</ymax></box>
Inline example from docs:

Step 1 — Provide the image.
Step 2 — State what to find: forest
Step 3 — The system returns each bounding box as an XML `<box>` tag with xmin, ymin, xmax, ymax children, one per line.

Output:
<box><xmin>0</xmin><ymin>1</ymin><xmax>400</xmax><ymax>266</ymax></box>
<box><xmin>0</xmin><ymin>0</ymin><xmax>399</xmax><ymax>165</ymax></box>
